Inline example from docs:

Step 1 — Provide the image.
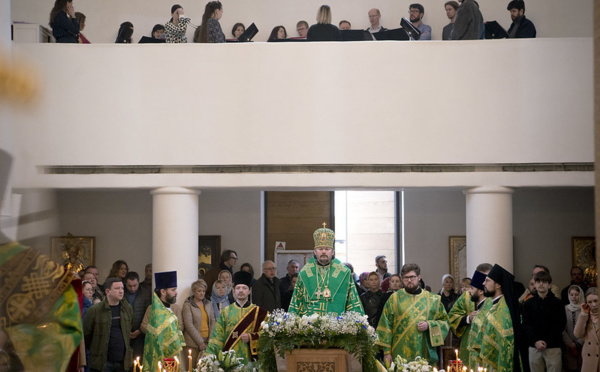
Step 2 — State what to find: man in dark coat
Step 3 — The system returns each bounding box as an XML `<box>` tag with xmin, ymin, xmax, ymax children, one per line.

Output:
<box><xmin>507</xmin><ymin>0</ymin><xmax>536</xmax><ymax>38</ymax></box>
<box><xmin>252</xmin><ymin>260</ymin><xmax>281</xmax><ymax>312</ymax></box>
<box><xmin>123</xmin><ymin>271</ymin><xmax>152</xmax><ymax>361</ymax></box>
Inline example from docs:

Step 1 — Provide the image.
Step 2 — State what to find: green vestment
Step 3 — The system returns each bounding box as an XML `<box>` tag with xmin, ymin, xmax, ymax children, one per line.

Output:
<box><xmin>288</xmin><ymin>257</ymin><xmax>364</xmax><ymax>317</ymax></box>
<box><xmin>448</xmin><ymin>291</ymin><xmax>474</xmax><ymax>366</ymax></box>
<box><xmin>376</xmin><ymin>289</ymin><xmax>449</xmax><ymax>365</ymax></box>
<box><xmin>206</xmin><ymin>302</ymin><xmax>268</xmax><ymax>364</ymax></box>
<box><xmin>475</xmin><ymin>296</ymin><xmax>514</xmax><ymax>372</ymax></box>
<box><xmin>143</xmin><ymin>292</ymin><xmax>185</xmax><ymax>370</ymax></box>
<box><xmin>467</xmin><ymin>298</ymin><xmax>493</xmax><ymax>370</ymax></box>
<box><xmin>0</xmin><ymin>241</ymin><xmax>82</xmax><ymax>372</ymax></box>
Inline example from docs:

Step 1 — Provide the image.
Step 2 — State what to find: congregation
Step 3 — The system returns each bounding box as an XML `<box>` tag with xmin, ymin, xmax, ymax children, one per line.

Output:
<box><xmin>59</xmin><ymin>229</ymin><xmax>592</xmax><ymax>372</ymax></box>
<box><xmin>48</xmin><ymin>0</ymin><xmax>535</xmax><ymax>44</ymax></box>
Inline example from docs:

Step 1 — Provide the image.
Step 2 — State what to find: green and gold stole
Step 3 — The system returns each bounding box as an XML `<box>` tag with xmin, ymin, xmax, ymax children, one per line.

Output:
<box><xmin>0</xmin><ymin>241</ymin><xmax>82</xmax><ymax>372</ymax></box>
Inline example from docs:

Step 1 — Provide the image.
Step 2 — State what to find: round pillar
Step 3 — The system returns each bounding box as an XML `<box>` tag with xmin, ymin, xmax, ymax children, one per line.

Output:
<box><xmin>151</xmin><ymin>187</ymin><xmax>200</xmax><ymax>305</ymax></box>
<box><xmin>464</xmin><ymin>186</ymin><xmax>514</xmax><ymax>274</ymax></box>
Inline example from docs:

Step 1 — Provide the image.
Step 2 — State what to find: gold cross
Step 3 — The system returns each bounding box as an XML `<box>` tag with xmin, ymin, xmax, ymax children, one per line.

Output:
<box><xmin>322</xmin><ymin>222</ymin><xmax>327</xmax><ymax>228</ymax></box>
<box><xmin>315</xmin><ymin>288</ymin><xmax>323</xmax><ymax>299</ymax></box>
<box><xmin>232</xmin><ymin>331</ymin><xmax>238</xmax><ymax>339</ymax></box>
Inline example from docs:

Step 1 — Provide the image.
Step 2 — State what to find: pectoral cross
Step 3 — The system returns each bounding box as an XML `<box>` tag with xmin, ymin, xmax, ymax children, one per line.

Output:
<box><xmin>315</xmin><ymin>288</ymin><xmax>323</xmax><ymax>299</ymax></box>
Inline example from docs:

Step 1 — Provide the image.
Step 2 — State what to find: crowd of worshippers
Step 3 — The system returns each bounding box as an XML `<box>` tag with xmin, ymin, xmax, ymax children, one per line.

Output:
<box><xmin>69</xmin><ymin>246</ymin><xmax>597</xmax><ymax>372</ymax></box>
<box><xmin>49</xmin><ymin>0</ymin><xmax>536</xmax><ymax>44</ymax></box>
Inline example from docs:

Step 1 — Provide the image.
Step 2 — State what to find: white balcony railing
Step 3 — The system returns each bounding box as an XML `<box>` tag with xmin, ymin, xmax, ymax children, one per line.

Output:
<box><xmin>10</xmin><ymin>39</ymin><xmax>593</xmax><ymax>189</ymax></box>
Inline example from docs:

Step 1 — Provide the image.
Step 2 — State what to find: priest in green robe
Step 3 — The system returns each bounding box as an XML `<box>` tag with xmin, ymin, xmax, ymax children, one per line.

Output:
<box><xmin>0</xmin><ymin>150</ymin><xmax>82</xmax><ymax>372</ymax></box>
<box><xmin>449</xmin><ymin>270</ymin><xmax>489</xmax><ymax>369</ymax></box>
<box><xmin>143</xmin><ymin>271</ymin><xmax>185</xmax><ymax>371</ymax></box>
<box><xmin>288</xmin><ymin>223</ymin><xmax>364</xmax><ymax>317</ymax></box>
<box><xmin>475</xmin><ymin>264</ymin><xmax>525</xmax><ymax>372</ymax></box>
<box><xmin>377</xmin><ymin>263</ymin><xmax>449</xmax><ymax>366</ymax></box>
<box><xmin>206</xmin><ymin>271</ymin><xmax>269</xmax><ymax>364</ymax></box>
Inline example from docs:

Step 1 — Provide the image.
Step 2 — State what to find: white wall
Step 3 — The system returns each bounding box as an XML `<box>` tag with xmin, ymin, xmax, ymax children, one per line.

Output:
<box><xmin>197</xmin><ymin>189</ymin><xmax>263</xmax><ymax>279</ymax></box>
<box><xmin>51</xmin><ymin>187</ymin><xmax>593</xmax><ymax>294</ymax></box>
<box><xmin>10</xmin><ymin>0</ymin><xmax>593</xmax><ymax>43</ymax></box>
<box><xmin>54</xmin><ymin>188</ymin><xmax>262</xmax><ymax>286</ymax></box>
<box><xmin>513</xmin><ymin>187</ymin><xmax>595</xmax><ymax>287</ymax></box>
<box><xmin>10</xmin><ymin>38</ymin><xmax>594</xmax><ymax>190</ymax></box>
<box><xmin>403</xmin><ymin>188</ymin><xmax>466</xmax><ymax>290</ymax></box>
<box><xmin>56</xmin><ymin>190</ymin><xmax>154</xmax><ymax>279</ymax></box>
<box><xmin>403</xmin><ymin>187</ymin><xmax>595</xmax><ymax>291</ymax></box>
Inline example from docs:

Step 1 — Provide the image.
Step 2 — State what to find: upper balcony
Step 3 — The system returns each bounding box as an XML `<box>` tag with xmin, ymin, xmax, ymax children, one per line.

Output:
<box><xmin>8</xmin><ymin>37</ymin><xmax>593</xmax><ymax>190</ymax></box>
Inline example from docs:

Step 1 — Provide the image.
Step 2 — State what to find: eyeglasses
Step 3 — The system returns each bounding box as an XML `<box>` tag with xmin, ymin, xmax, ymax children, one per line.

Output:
<box><xmin>402</xmin><ymin>275</ymin><xmax>419</xmax><ymax>281</ymax></box>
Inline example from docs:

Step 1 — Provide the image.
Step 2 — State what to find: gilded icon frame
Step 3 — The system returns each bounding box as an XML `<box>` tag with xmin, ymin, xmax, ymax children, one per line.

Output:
<box><xmin>198</xmin><ymin>235</ymin><xmax>221</xmax><ymax>277</ymax></box>
<box><xmin>449</xmin><ymin>236</ymin><xmax>467</xmax><ymax>291</ymax></box>
<box><xmin>51</xmin><ymin>234</ymin><xmax>95</xmax><ymax>273</ymax></box>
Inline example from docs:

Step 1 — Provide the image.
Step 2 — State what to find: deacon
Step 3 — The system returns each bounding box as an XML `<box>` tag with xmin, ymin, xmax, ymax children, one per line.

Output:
<box><xmin>141</xmin><ymin>271</ymin><xmax>185</xmax><ymax>370</ymax></box>
<box><xmin>475</xmin><ymin>264</ymin><xmax>524</xmax><ymax>372</ymax></box>
<box><xmin>376</xmin><ymin>263</ymin><xmax>449</xmax><ymax>365</ymax></box>
<box><xmin>206</xmin><ymin>271</ymin><xmax>268</xmax><ymax>364</ymax></box>
<box><xmin>449</xmin><ymin>266</ymin><xmax>491</xmax><ymax>370</ymax></box>
<box><xmin>288</xmin><ymin>223</ymin><xmax>364</xmax><ymax>316</ymax></box>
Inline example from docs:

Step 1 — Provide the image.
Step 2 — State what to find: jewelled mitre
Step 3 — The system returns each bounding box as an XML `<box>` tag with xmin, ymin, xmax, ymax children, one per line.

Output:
<box><xmin>313</xmin><ymin>222</ymin><xmax>335</xmax><ymax>249</ymax></box>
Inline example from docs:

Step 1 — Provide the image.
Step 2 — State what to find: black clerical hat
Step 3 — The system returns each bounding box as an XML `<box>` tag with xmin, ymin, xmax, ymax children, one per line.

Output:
<box><xmin>155</xmin><ymin>271</ymin><xmax>177</xmax><ymax>289</ymax></box>
<box><xmin>233</xmin><ymin>271</ymin><xmax>253</xmax><ymax>288</ymax></box>
<box><xmin>470</xmin><ymin>270</ymin><xmax>487</xmax><ymax>291</ymax></box>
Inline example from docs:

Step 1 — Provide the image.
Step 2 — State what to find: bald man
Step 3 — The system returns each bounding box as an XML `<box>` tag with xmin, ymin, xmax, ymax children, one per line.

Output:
<box><xmin>252</xmin><ymin>260</ymin><xmax>281</xmax><ymax>312</ymax></box>
<box><xmin>366</xmin><ymin>8</ymin><xmax>387</xmax><ymax>38</ymax></box>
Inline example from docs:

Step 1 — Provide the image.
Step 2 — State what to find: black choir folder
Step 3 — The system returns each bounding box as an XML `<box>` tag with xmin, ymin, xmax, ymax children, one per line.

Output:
<box><xmin>485</xmin><ymin>21</ymin><xmax>509</xmax><ymax>39</ymax></box>
<box><xmin>373</xmin><ymin>28</ymin><xmax>410</xmax><ymax>41</ymax></box>
<box><xmin>138</xmin><ymin>36</ymin><xmax>166</xmax><ymax>43</ymax></box>
<box><xmin>238</xmin><ymin>23</ymin><xmax>258</xmax><ymax>42</ymax></box>
<box><xmin>340</xmin><ymin>30</ymin><xmax>371</xmax><ymax>41</ymax></box>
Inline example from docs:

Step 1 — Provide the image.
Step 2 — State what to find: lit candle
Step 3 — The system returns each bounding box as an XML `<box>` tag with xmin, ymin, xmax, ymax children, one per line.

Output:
<box><xmin>463</xmin><ymin>367</ymin><xmax>467</xmax><ymax>371</ymax></box>
<box><xmin>455</xmin><ymin>349</ymin><xmax>459</xmax><ymax>361</ymax></box>
<box><xmin>134</xmin><ymin>359</ymin><xmax>138</xmax><ymax>372</ymax></box>
<box><xmin>434</xmin><ymin>368</ymin><xmax>438</xmax><ymax>372</ymax></box>
<box><xmin>189</xmin><ymin>349</ymin><xmax>193</xmax><ymax>371</ymax></box>
<box><xmin>158</xmin><ymin>361</ymin><xmax>161</xmax><ymax>372</ymax></box>
<box><xmin>174</xmin><ymin>356</ymin><xmax>179</xmax><ymax>372</ymax></box>
<box><xmin>139</xmin><ymin>365</ymin><xmax>143</xmax><ymax>372</ymax></box>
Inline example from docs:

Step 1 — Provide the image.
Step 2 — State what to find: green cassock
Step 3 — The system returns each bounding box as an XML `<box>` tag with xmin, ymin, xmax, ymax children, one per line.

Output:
<box><xmin>467</xmin><ymin>297</ymin><xmax>494</xmax><ymax>370</ymax></box>
<box><xmin>473</xmin><ymin>296</ymin><xmax>515</xmax><ymax>372</ymax></box>
<box><xmin>288</xmin><ymin>257</ymin><xmax>364</xmax><ymax>317</ymax></box>
<box><xmin>206</xmin><ymin>302</ymin><xmax>268</xmax><ymax>364</ymax></box>
<box><xmin>143</xmin><ymin>293</ymin><xmax>185</xmax><ymax>370</ymax></box>
<box><xmin>376</xmin><ymin>289</ymin><xmax>449</xmax><ymax>365</ymax></box>
<box><xmin>1</xmin><ymin>241</ymin><xmax>82</xmax><ymax>372</ymax></box>
<box><xmin>448</xmin><ymin>291</ymin><xmax>475</xmax><ymax>366</ymax></box>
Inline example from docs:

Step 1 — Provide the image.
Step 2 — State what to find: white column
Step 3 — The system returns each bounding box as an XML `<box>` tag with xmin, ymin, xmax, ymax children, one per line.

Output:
<box><xmin>464</xmin><ymin>186</ymin><xmax>514</xmax><ymax>274</ymax></box>
<box><xmin>151</xmin><ymin>187</ymin><xmax>200</xmax><ymax>305</ymax></box>
<box><xmin>0</xmin><ymin>0</ymin><xmax>10</xmax><ymax>46</ymax></box>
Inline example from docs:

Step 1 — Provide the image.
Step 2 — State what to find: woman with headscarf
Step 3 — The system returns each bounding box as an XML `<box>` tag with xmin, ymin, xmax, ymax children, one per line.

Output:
<box><xmin>210</xmin><ymin>279</ymin><xmax>230</xmax><ymax>320</ymax></box>
<box><xmin>438</xmin><ymin>274</ymin><xmax>460</xmax><ymax>313</ymax></box>
<box><xmin>563</xmin><ymin>285</ymin><xmax>584</xmax><ymax>372</ymax></box>
<box><xmin>574</xmin><ymin>287</ymin><xmax>599</xmax><ymax>372</ymax></box>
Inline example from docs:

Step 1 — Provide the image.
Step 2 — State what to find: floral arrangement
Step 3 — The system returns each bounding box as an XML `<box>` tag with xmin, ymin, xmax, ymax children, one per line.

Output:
<box><xmin>257</xmin><ymin>310</ymin><xmax>378</xmax><ymax>372</ymax></box>
<box><xmin>197</xmin><ymin>350</ymin><xmax>256</xmax><ymax>372</ymax></box>
<box><xmin>385</xmin><ymin>355</ymin><xmax>437</xmax><ymax>372</ymax></box>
